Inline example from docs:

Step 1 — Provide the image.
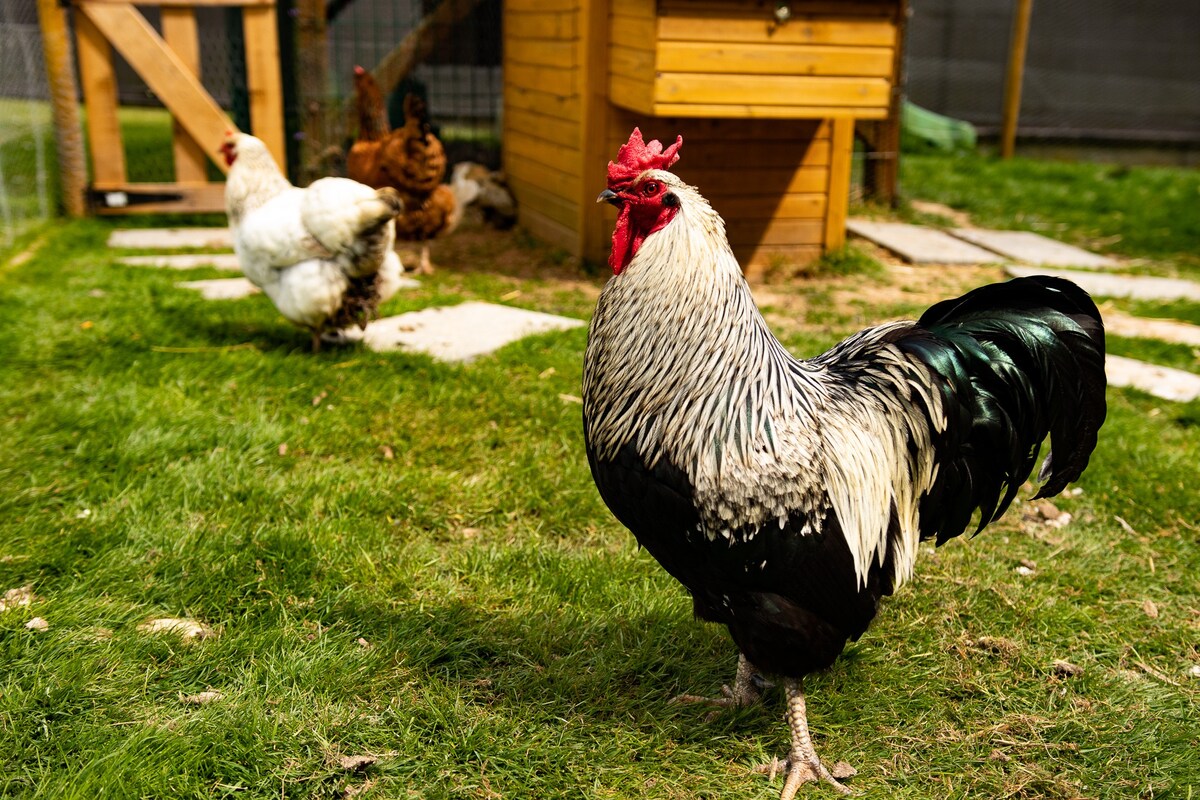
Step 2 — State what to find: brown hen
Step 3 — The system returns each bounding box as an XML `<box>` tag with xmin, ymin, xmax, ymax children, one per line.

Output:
<box><xmin>347</xmin><ymin>68</ymin><xmax>460</xmax><ymax>274</ymax></box>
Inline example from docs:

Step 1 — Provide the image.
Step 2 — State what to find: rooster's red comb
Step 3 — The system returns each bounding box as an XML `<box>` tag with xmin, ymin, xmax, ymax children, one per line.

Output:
<box><xmin>607</xmin><ymin>128</ymin><xmax>682</xmax><ymax>187</ymax></box>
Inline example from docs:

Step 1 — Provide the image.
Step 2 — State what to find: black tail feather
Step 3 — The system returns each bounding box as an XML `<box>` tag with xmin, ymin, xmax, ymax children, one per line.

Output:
<box><xmin>906</xmin><ymin>276</ymin><xmax>1106</xmax><ymax>544</ymax></box>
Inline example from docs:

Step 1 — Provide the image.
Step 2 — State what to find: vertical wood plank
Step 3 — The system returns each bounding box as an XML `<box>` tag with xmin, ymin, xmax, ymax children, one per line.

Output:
<box><xmin>74</xmin><ymin>9</ymin><xmax>126</xmax><ymax>185</ymax></box>
<box><xmin>823</xmin><ymin>116</ymin><xmax>854</xmax><ymax>251</ymax></box>
<box><xmin>36</xmin><ymin>0</ymin><xmax>87</xmax><ymax>215</ymax></box>
<box><xmin>861</xmin><ymin>0</ymin><xmax>905</xmax><ymax>206</ymax></box>
<box><xmin>578</xmin><ymin>0</ymin><xmax>612</xmax><ymax>264</ymax></box>
<box><xmin>242</xmin><ymin>4</ymin><xmax>286</xmax><ymax>170</ymax></box>
<box><xmin>161</xmin><ymin>7</ymin><xmax>208</xmax><ymax>183</ymax></box>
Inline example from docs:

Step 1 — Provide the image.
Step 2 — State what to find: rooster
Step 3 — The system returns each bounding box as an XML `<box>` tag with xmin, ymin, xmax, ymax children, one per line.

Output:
<box><xmin>347</xmin><ymin>68</ymin><xmax>459</xmax><ymax>275</ymax></box>
<box><xmin>582</xmin><ymin>129</ymin><xmax>1106</xmax><ymax>797</ymax></box>
<box><xmin>221</xmin><ymin>131</ymin><xmax>405</xmax><ymax>352</ymax></box>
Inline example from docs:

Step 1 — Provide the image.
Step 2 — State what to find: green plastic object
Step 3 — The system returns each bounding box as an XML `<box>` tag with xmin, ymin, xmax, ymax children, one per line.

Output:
<box><xmin>901</xmin><ymin>101</ymin><xmax>978</xmax><ymax>153</ymax></box>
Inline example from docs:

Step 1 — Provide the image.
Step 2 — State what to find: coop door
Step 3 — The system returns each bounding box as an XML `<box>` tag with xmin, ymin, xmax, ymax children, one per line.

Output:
<box><xmin>71</xmin><ymin>0</ymin><xmax>284</xmax><ymax>214</ymax></box>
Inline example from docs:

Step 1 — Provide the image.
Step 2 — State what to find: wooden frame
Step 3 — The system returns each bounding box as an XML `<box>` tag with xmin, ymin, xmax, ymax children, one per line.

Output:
<box><xmin>70</xmin><ymin>0</ymin><xmax>285</xmax><ymax>214</ymax></box>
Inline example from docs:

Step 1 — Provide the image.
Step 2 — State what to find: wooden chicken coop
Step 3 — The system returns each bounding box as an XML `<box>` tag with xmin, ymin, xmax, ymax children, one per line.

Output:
<box><xmin>503</xmin><ymin>0</ymin><xmax>905</xmax><ymax>276</ymax></box>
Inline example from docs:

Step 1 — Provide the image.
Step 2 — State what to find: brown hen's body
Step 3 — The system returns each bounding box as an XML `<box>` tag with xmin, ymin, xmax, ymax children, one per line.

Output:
<box><xmin>347</xmin><ymin>70</ymin><xmax>459</xmax><ymax>274</ymax></box>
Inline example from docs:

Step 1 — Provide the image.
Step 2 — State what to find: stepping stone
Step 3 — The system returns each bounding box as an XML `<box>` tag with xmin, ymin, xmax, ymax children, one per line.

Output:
<box><xmin>951</xmin><ymin>228</ymin><xmax>1118</xmax><ymax>270</ymax></box>
<box><xmin>176</xmin><ymin>278</ymin><xmax>260</xmax><ymax>300</ymax></box>
<box><xmin>1104</xmin><ymin>311</ymin><xmax>1200</xmax><ymax>346</ymax></box>
<box><xmin>1107</xmin><ymin>355</ymin><xmax>1200</xmax><ymax>402</ymax></box>
<box><xmin>846</xmin><ymin>219</ymin><xmax>1001</xmax><ymax>264</ymax></box>
<box><xmin>1005</xmin><ymin>265</ymin><xmax>1200</xmax><ymax>302</ymax></box>
<box><xmin>120</xmin><ymin>254</ymin><xmax>241</xmax><ymax>271</ymax></box>
<box><xmin>340</xmin><ymin>301</ymin><xmax>585</xmax><ymax>362</ymax></box>
<box><xmin>107</xmin><ymin>228</ymin><xmax>233</xmax><ymax>250</ymax></box>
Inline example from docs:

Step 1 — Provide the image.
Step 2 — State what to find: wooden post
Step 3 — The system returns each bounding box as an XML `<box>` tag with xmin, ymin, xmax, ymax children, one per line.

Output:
<box><xmin>36</xmin><ymin>0</ymin><xmax>87</xmax><ymax>216</ymax></box>
<box><xmin>161</xmin><ymin>7</ymin><xmax>208</xmax><ymax>184</ymax></box>
<box><xmin>862</xmin><ymin>0</ymin><xmax>908</xmax><ymax>207</ymax></box>
<box><xmin>242</xmin><ymin>4</ymin><xmax>287</xmax><ymax>169</ymax></box>
<box><xmin>577</xmin><ymin>0</ymin><xmax>611</xmax><ymax>263</ymax></box>
<box><xmin>824</xmin><ymin>117</ymin><xmax>855</xmax><ymax>251</ymax></box>
<box><xmin>74</xmin><ymin>9</ymin><xmax>127</xmax><ymax>186</ymax></box>
<box><xmin>1000</xmin><ymin>0</ymin><xmax>1033</xmax><ymax>159</ymax></box>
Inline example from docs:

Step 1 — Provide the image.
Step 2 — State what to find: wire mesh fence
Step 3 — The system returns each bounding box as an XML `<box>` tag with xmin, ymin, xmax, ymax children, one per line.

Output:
<box><xmin>905</xmin><ymin>0</ymin><xmax>1200</xmax><ymax>163</ymax></box>
<box><xmin>299</xmin><ymin>0</ymin><xmax>503</xmax><ymax>183</ymax></box>
<box><xmin>0</xmin><ymin>0</ymin><xmax>55</xmax><ymax>247</ymax></box>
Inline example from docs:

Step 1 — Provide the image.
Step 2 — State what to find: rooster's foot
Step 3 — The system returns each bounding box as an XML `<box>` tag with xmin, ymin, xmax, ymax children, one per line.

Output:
<box><xmin>756</xmin><ymin>678</ymin><xmax>854</xmax><ymax>798</ymax></box>
<box><xmin>669</xmin><ymin>653</ymin><xmax>768</xmax><ymax>715</ymax></box>
<box><xmin>755</xmin><ymin>757</ymin><xmax>855</xmax><ymax>798</ymax></box>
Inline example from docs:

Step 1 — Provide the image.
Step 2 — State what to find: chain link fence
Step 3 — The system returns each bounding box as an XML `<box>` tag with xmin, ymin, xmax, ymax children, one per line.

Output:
<box><xmin>0</xmin><ymin>0</ymin><xmax>55</xmax><ymax>248</ymax></box>
<box><xmin>300</xmin><ymin>0</ymin><xmax>503</xmax><ymax>182</ymax></box>
<box><xmin>906</xmin><ymin>0</ymin><xmax>1200</xmax><ymax>164</ymax></box>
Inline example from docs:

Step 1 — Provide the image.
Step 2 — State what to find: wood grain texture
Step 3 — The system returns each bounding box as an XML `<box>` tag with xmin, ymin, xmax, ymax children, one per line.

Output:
<box><xmin>74</xmin><ymin>11</ymin><xmax>126</xmax><ymax>185</ymax></box>
<box><xmin>161</xmin><ymin>7</ymin><xmax>207</xmax><ymax>183</ymax></box>
<box><xmin>242</xmin><ymin>5</ymin><xmax>285</xmax><ymax>166</ymax></box>
<box><xmin>79</xmin><ymin>2</ymin><xmax>238</xmax><ymax>175</ymax></box>
<box><xmin>823</xmin><ymin>117</ymin><xmax>855</xmax><ymax>249</ymax></box>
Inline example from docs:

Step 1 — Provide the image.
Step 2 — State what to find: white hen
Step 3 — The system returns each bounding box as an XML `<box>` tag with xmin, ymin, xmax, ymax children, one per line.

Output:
<box><xmin>221</xmin><ymin>132</ymin><xmax>405</xmax><ymax>351</ymax></box>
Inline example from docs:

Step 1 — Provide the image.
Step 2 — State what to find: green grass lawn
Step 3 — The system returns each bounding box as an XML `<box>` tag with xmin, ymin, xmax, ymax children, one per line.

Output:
<box><xmin>1</xmin><ymin>211</ymin><xmax>1198</xmax><ymax>799</ymax></box>
<box><xmin>898</xmin><ymin>152</ymin><xmax>1200</xmax><ymax>281</ymax></box>
<box><xmin>3</xmin><ymin>135</ymin><xmax>1200</xmax><ymax>797</ymax></box>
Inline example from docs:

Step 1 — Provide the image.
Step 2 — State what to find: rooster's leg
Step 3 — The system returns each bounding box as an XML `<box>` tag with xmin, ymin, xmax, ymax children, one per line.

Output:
<box><xmin>311</xmin><ymin>331</ymin><xmax>322</xmax><ymax>353</ymax></box>
<box><xmin>671</xmin><ymin>652</ymin><xmax>766</xmax><ymax>708</ymax></box>
<box><xmin>756</xmin><ymin>678</ymin><xmax>855</xmax><ymax>798</ymax></box>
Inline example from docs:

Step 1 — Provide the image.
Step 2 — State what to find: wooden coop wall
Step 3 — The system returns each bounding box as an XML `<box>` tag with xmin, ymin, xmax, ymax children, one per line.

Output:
<box><xmin>502</xmin><ymin>0</ymin><xmax>589</xmax><ymax>253</ymax></box>
<box><xmin>502</xmin><ymin>0</ymin><xmax>896</xmax><ymax>273</ymax></box>
<box><xmin>609</xmin><ymin>0</ymin><xmax>898</xmax><ymax>119</ymax></box>
<box><xmin>602</xmin><ymin>112</ymin><xmax>853</xmax><ymax>276</ymax></box>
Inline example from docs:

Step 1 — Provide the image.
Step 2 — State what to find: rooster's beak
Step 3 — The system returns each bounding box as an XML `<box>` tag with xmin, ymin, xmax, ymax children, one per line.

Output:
<box><xmin>596</xmin><ymin>189</ymin><xmax>621</xmax><ymax>207</ymax></box>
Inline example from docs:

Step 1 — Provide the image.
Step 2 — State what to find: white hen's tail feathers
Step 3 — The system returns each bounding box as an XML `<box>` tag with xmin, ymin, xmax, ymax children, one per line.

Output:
<box><xmin>300</xmin><ymin>184</ymin><xmax>403</xmax><ymax>279</ymax></box>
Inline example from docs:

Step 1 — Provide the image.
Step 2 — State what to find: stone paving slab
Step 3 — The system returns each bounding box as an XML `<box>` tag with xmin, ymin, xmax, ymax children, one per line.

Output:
<box><xmin>952</xmin><ymin>228</ymin><xmax>1118</xmax><ymax>269</ymax></box>
<box><xmin>177</xmin><ymin>278</ymin><xmax>260</xmax><ymax>300</ymax></box>
<box><xmin>846</xmin><ymin>219</ymin><xmax>1002</xmax><ymax>264</ymax></box>
<box><xmin>108</xmin><ymin>228</ymin><xmax>233</xmax><ymax>250</ymax></box>
<box><xmin>1005</xmin><ymin>265</ymin><xmax>1200</xmax><ymax>302</ymax></box>
<box><xmin>120</xmin><ymin>254</ymin><xmax>242</xmax><ymax>271</ymax></box>
<box><xmin>1104</xmin><ymin>311</ymin><xmax>1200</xmax><ymax>346</ymax></box>
<box><xmin>339</xmin><ymin>301</ymin><xmax>585</xmax><ymax>362</ymax></box>
<box><xmin>1107</xmin><ymin>355</ymin><xmax>1200</xmax><ymax>402</ymax></box>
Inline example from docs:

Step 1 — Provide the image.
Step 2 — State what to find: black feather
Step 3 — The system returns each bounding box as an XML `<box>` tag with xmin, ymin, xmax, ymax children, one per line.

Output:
<box><xmin>904</xmin><ymin>275</ymin><xmax>1106</xmax><ymax>542</ymax></box>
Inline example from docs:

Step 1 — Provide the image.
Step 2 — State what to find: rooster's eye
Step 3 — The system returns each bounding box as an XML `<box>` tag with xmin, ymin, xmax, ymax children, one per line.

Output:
<box><xmin>642</xmin><ymin>181</ymin><xmax>660</xmax><ymax>196</ymax></box>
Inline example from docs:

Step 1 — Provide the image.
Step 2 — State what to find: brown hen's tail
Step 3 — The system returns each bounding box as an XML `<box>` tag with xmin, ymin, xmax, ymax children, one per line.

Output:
<box><xmin>402</xmin><ymin>93</ymin><xmax>432</xmax><ymax>140</ymax></box>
